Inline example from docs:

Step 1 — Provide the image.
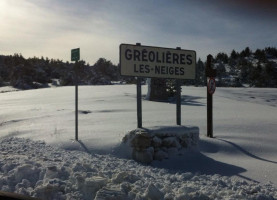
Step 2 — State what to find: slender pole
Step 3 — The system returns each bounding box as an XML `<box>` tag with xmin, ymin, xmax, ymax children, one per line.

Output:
<box><xmin>206</xmin><ymin>55</ymin><xmax>213</xmax><ymax>138</ymax></box>
<box><xmin>137</xmin><ymin>77</ymin><xmax>142</xmax><ymax>128</ymax></box>
<box><xmin>176</xmin><ymin>47</ymin><xmax>182</xmax><ymax>125</ymax></box>
<box><xmin>176</xmin><ymin>80</ymin><xmax>181</xmax><ymax>125</ymax></box>
<box><xmin>136</xmin><ymin>43</ymin><xmax>142</xmax><ymax>128</ymax></box>
<box><xmin>207</xmin><ymin>81</ymin><xmax>213</xmax><ymax>137</ymax></box>
<box><xmin>75</xmin><ymin>61</ymin><xmax>78</xmax><ymax>140</ymax></box>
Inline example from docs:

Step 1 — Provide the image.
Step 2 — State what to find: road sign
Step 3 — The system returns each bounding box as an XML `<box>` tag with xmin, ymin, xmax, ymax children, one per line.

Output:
<box><xmin>71</xmin><ymin>48</ymin><xmax>80</xmax><ymax>141</ymax></box>
<box><xmin>208</xmin><ymin>77</ymin><xmax>216</xmax><ymax>95</ymax></box>
<box><xmin>71</xmin><ymin>48</ymin><xmax>80</xmax><ymax>62</ymax></box>
<box><xmin>120</xmin><ymin>44</ymin><xmax>196</xmax><ymax>79</ymax></box>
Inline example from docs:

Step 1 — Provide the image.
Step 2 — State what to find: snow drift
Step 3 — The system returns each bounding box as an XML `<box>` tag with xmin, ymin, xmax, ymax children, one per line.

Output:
<box><xmin>0</xmin><ymin>137</ymin><xmax>276</xmax><ymax>200</ymax></box>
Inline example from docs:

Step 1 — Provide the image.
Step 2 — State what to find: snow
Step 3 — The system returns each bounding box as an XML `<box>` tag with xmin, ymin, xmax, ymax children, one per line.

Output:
<box><xmin>0</xmin><ymin>86</ymin><xmax>20</xmax><ymax>93</ymax></box>
<box><xmin>1</xmin><ymin>137</ymin><xmax>276</xmax><ymax>200</ymax></box>
<box><xmin>268</xmin><ymin>58</ymin><xmax>277</xmax><ymax>64</ymax></box>
<box><xmin>0</xmin><ymin>85</ymin><xmax>277</xmax><ymax>199</ymax></box>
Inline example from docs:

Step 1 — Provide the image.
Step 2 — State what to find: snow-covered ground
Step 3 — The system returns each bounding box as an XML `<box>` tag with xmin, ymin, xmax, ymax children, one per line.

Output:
<box><xmin>0</xmin><ymin>85</ymin><xmax>277</xmax><ymax>199</ymax></box>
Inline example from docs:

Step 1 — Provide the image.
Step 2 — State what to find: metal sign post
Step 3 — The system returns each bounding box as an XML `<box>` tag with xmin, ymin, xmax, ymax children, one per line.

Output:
<box><xmin>71</xmin><ymin>48</ymin><xmax>80</xmax><ymax>140</ymax></box>
<box><xmin>74</xmin><ymin>67</ymin><xmax>79</xmax><ymax>141</ymax></box>
<box><xmin>206</xmin><ymin>55</ymin><xmax>216</xmax><ymax>138</ymax></box>
<box><xmin>135</xmin><ymin>43</ymin><xmax>142</xmax><ymax>128</ymax></box>
<box><xmin>137</xmin><ymin>77</ymin><xmax>142</xmax><ymax>128</ymax></box>
<box><xmin>207</xmin><ymin>82</ymin><xmax>213</xmax><ymax>138</ymax></box>
<box><xmin>175</xmin><ymin>47</ymin><xmax>182</xmax><ymax>125</ymax></box>
<box><xmin>176</xmin><ymin>79</ymin><xmax>181</xmax><ymax>125</ymax></box>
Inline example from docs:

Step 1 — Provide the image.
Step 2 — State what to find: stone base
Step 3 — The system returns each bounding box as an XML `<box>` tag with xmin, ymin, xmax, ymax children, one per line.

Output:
<box><xmin>122</xmin><ymin>126</ymin><xmax>199</xmax><ymax>164</ymax></box>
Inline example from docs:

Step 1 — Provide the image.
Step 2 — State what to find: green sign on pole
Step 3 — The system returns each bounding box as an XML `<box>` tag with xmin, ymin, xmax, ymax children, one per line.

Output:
<box><xmin>71</xmin><ymin>48</ymin><xmax>80</xmax><ymax>62</ymax></box>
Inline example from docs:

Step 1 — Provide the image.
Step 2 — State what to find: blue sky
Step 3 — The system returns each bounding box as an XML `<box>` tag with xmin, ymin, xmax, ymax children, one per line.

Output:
<box><xmin>1</xmin><ymin>0</ymin><xmax>276</xmax><ymax>65</ymax></box>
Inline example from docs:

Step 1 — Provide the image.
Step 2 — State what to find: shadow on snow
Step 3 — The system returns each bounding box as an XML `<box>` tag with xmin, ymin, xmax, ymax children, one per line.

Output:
<box><xmin>216</xmin><ymin>138</ymin><xmax>277</xmax><ymax>164</ymax></box>
<box><xmin>150</xmin><ymin>151</ymin><xmax>246</xmax><ymax>177</ymax></box>
<box><xmin>142</xmin><ymin>95</ymin><xmax>205</xmax><ymax>106</ymax></box>
<box><xmin>77</xmin><ymin>139</ymin><xmax>246</xmax><ymax>178</ymax></box>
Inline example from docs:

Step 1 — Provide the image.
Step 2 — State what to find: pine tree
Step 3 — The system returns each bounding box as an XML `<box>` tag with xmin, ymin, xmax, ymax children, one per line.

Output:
<box><xmin>195</xmin><ymin>59</ymin><xmax>205</xmax><ymax>86</ymax></box>
<box><xmin>254</xmin><ymin>49</ymin><xmax>267</xmax><ymax>62</ymax></box>
<box><xmin>240</xmin><ymin>47</ymin><xmax>251</xmax><ymax>58</ymax></box>
<box><xmin>230</xmin><ymin>50</ymin><xmax>239</xmax><ymax>60</ymax></box>
<box><xmin>216</xmin><ymin>52</ymin><xmax>228</xmax><ymax>64</ymax></box>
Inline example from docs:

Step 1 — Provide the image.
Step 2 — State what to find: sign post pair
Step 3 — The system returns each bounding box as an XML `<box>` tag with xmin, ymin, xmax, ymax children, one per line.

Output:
<box><xmin>120</xmin><ymin>43</ymin><xmax>196</xmax><ymax>128</ymax></box>
<box><xmin>71</xmin><ymin>48</ymin><xmax>80</xmax><ymax>141</ymax></box>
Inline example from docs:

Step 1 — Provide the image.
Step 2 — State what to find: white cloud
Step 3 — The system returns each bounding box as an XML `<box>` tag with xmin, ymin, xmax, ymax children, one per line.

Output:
<box><xmin>0</xmin><ymin>0</ymin><xmax>276</xmax><ymax>64</ymax></box>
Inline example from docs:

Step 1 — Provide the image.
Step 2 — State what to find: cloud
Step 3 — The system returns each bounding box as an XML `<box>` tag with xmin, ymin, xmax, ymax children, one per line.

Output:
<box><xmin>0</xmin><ymin>0</ymin><xmax>117</xmax><ymax>62</ymax></box>
<box><xmin>0</xmin><ymin>0</ymin><xmax>276</xmax><ymax>64</ymax></box>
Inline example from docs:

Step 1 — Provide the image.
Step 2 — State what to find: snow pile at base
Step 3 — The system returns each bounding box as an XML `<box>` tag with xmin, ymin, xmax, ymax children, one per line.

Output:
<box><xmin>122</xmin><ymin>126</ymin><xmax>199</xmax><ymax>163</ymax></box>
<box><xmin>1</xmin><ymin>137</ymin><xmax>276</xmax><ymax>200</ymax></box>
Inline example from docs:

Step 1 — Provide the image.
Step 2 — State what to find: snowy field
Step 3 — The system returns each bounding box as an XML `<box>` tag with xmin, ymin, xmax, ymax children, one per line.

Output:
<box><xmin>0</xmin><ymin>85</ymin><xmax>277</xmax><ymax>199</ymax></box>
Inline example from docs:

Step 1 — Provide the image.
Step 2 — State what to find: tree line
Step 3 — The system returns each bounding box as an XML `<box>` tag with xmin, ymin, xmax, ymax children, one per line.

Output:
<box><xmin>0</xmin><ymin>55</ymin><xmax>132</xmax><ymax>89</ymax></box>
<box><xmin>194</xmin><ymin>47</ymin><xmax>277</xmax><ymax>87</ymax></box>
<box><xmin>0</xmin><ymin>46</ymin><xmax>276</xmax><ymax>90</ymax></box>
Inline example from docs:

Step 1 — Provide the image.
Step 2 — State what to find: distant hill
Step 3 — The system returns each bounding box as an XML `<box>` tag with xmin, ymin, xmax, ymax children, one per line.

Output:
<box><xmin>0</xmin><ymin>47</ymin><xmax>276</xmax><ymax>90</ymax></box>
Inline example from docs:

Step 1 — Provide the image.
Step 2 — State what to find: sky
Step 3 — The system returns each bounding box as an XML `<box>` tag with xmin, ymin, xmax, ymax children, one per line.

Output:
<box><xmin>0</xmin><ymin>0</ymin><xmax>277</xmax><ymax>65</ymax></box>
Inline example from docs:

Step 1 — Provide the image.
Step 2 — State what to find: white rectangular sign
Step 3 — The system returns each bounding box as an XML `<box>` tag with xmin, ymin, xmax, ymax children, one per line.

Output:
<box><xmin>120</xmin><ymin>44</ymin><xmax>196</xmax><ymax>79</ymax></box>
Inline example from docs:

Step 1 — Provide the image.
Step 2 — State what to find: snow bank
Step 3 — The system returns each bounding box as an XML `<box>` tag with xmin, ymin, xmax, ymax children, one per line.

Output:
<box><xmin>1</xmin><ymin>137</ymin><xmax>276</xmax><ymax>200</ymax></box>
<box><xmin>122</xmin><ymin>126</ymin><xmax>199</xmax><ymax>163</ymax></box>
<box><xmin>0</xmin><ymin>86</ymin><xmax>20</xmax><ymax>93</ymax></box>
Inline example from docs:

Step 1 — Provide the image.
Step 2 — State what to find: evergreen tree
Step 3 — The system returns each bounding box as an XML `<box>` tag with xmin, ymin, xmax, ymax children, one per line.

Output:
<box><xmin>240</xmin><ymin>47</ymin><xmax>251</xmax><ymax>57</ymax></box>
<box><xmin>265</xmin><ymin>47</ymin><xmax>277</xmax><ymax>58</ymax></box>
<box><xmin>93</xmin><ymin>58</ymin><xmax>118</xmax><ymax>81</ymax></box>
<box><xmin>195</xmin><ymin>59</ymin><xmax>205</xmax><ymax>86</ymax></box>
<box><xmin>239</xmin><ymin>61</ymin><xmax>252</xmax><ymax>83</ymax></box>
<box><xmin>215</xmin><ymin>52</ymin><xmax>228</xmax><ymax>64</ymax></box>
<box><xmin>264</xmin><ymin>62</ymin><xmax>277</xmax><ymax>87</ymax></box>
<box><xmin>230</xmin><ymin>50</ymin><xmax>239</xmax><ymax>60</ymax></box>
<box><xmin>249</xmin><ymin>64</ymin><xmax>262</xmax><ymax>87</ymax></box>
<box><xmin>148</xmin><ymin>78</ymin><xmax>168</xmax><ymax>101</ymax></box>
<box><xmin>254</xmin><ymin>49</ymin><xmax>267</xmax><ymax>62</ymax></box>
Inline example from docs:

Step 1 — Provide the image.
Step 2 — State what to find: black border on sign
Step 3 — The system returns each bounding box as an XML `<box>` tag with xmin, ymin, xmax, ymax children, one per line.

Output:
<box><xmin>119</xmin><ymin>43</ymin><xmax>197</xmax><ymax>80</ymax></box>
<box><xmin>208</xmin><ymin>77</ymin><xmax>216</xmax><ymax>95</ymax></box>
